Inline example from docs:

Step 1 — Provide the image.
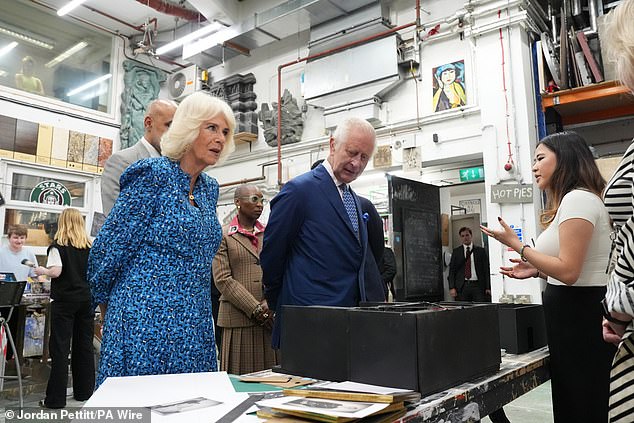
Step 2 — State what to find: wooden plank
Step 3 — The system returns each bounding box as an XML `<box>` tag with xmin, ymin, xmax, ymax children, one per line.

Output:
<box><xmin>577</xmin><ymin>31</ymin><xmax>604</xmax><ymax>83</ymax></box>
<box><xmin>235</xmin><ymin>132</ymin><xmax>257</xmax><ymax>144</ymax></box>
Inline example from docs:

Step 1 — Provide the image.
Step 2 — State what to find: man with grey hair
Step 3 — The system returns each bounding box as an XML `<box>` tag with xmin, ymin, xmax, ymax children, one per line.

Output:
<box><xmin>101</xmin><ymin>99</ymin><xmax>177</xmax><ymax>215</ymax></box>
<box><xmin>261</xmin><ymin>117</ymin><xmax>377</xmax><ymax>348</ymax></box>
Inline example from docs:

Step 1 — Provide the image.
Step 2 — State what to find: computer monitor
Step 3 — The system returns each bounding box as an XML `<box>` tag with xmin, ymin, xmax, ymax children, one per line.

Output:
<box><xmin>0</xmin><ymin>273</ymin><xmax>17</xmax><ymax>282</ymax></box>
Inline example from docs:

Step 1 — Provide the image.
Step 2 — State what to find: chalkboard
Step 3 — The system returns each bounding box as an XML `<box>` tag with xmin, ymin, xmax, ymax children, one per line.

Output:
<box><xmin>402</xmin><ymin>208</ymin><xmax>442</xmax><ymax>297</ymax></box>
<box><xmin>388</xmin><ymin>175</ymin><xmax>442</xmax><ymax>301</ymax></box>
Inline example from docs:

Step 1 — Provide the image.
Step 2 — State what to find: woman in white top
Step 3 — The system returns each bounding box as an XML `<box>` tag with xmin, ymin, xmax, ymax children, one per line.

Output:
<box><xmin>482</xmin><ymin>131</ymin><xmax>615</xmax><ymax>422</ymax></box>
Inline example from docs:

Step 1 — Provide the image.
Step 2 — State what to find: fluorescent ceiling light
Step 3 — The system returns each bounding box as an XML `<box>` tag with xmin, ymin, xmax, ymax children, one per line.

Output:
<box><xmin>57</xmin><ymin>0</ymin><xmax>88</xmax><ymax>16</ymax></box>
<box><xmin>45</xmin><ymin>41</ymin><xmax>88</xmax><ymax>68</ymax></box>
<box><xmin>182</xmin><ymin>27</ymin><xmax>239</xmax><ymax>60</ymax></box>
<box><xmin>67</xmin><ymin>73</ymin><xmax>112</xmax><ymax>97</ymax></box>
<box><xmin>156</xmin><ymin>22</ymin><xmax>222</xmax><ymax>55</ymax></box>
<box><xmin>0</xmin><ymin>24</ymin><xmax>54</xmax><ymax>49</ymax></box>
<box><xmin>0</xmin><ymin>70</ymin><xmax>7</xmax><ymax>77</ymax></box>
<box><xmin>0</xmin><ymin>41</ymin><xmax>18</xmax><ymax>57</ymax></box>
<box><xmin>81</xmin><ymin>85</ymin><xmax>108</xmax><ymax>101</ymax></box>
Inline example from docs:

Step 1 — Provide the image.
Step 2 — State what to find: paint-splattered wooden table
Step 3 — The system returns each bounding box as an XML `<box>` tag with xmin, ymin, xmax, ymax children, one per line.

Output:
<box><xmin>401</xmin><ymin>347</ymin><xmax>549</xmax><ymax>422</ymax></box>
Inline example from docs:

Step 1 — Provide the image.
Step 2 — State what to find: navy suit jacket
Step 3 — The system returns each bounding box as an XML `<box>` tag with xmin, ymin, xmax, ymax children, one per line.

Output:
<box><xmin>261</xmin><ymin>164</ymin><xmax>370</xmax><ymax>348</ymax></box>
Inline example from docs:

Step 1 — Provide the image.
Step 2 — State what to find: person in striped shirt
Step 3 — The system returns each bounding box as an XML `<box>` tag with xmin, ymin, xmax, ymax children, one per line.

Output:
<box><xmin>601</xmin><ymin>1</ymin><xmax>634</xmax><ymax>422</ymax></box>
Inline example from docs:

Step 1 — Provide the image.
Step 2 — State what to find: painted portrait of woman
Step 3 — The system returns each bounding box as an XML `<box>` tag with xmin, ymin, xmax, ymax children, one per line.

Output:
<box><xmin>432</xmin><ymin>60</ymin><xmax>466</xmax><ymax>112</ymax></box>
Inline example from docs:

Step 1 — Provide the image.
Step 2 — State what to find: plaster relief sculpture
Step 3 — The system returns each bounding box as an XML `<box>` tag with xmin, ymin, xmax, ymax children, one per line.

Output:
<box><xmin>120</xmin><ymin>60</ymin><xmax>166</xmax><ymax>149</ymax></box>
<box><xmin>259</xmin><ymin>89</ymin><xmax>303</xmax><ymax>147</ymax></box>
<box><xmin>208</xmin><ymin>73</ymin><xmax>258</xmax><ymax>138</ymax></box>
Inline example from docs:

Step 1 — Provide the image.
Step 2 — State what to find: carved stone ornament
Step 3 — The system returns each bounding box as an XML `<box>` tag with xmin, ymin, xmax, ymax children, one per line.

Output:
<box><xmin>208</xmin><ymin>73</ymin><xmax>258</xmax><ymax>137</ymax></box>
<box><xmin>119</xmin><ymin>60</ymin><xmax>166</xmax><ymax>149</ymax></box>
<box><xmin>258</xmin><ymin>89</ymin><xmax>303</xmax><ymax>147</ymax></box>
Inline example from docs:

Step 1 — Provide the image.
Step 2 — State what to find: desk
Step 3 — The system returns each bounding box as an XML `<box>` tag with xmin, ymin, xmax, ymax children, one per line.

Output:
<box><xmin>402</xmin><ymin>347</ymin><xmax>550</xmax><ymax>422</ymax></box>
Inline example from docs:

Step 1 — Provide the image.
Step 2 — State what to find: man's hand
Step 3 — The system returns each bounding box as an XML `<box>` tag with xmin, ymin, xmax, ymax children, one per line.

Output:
<box><xmin>449</xmin><ymin>288</ymin><xmax>458</xmax><ymax>298</ymax></box>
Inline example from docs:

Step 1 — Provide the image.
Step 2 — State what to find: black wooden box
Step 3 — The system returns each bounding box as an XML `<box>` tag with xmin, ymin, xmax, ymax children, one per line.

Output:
<box><xmin>280</xmin><ymin>302</ymin><xmax>501</xmax><ymax>395</ymax></box>
<box><xmin>497</xmin><ymin>303</ymin><xmax>547</xmax><ymax>354</ymax></box>
<box><xmin>279</xmin><ymin>306</ymin><xmax>349</xmax><ymax>382</ymax></box>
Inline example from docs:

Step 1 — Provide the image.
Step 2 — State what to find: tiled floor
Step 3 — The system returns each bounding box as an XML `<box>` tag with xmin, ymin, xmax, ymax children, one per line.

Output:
<box><xmin>482</xmin><ymin>381</ymin><xmax>553</xmax><ymax>423</ymax></box>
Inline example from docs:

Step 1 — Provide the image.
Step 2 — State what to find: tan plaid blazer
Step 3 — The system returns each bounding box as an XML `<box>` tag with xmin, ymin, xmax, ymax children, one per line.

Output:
<box><xmin>212</xmin><ymin>226</ymin><xmax>264</xmax><ymax>328</ymax></box>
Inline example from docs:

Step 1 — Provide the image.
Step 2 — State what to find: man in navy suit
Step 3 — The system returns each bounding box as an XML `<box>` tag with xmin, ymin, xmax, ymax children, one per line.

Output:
<box><xmin>261</xmin><ymin>117</ymin><xmax>377</xmax><ymax>348</ymax></box>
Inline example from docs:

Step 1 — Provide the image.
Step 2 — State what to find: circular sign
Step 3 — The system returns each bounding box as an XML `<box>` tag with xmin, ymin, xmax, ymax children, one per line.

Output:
<box><xmin>29</xmin><ymin>180</ymin><xmax>72</xmax><ymax>206</ymax></box>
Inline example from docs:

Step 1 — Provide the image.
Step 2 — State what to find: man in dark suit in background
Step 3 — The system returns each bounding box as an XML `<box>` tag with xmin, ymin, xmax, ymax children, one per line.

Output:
<box><xmin>262</xmin><ymin>117</ymin><xmax>377</xmax><ymax>348</ymax></box>
<box><xmin>101</xmin><ymin>99</ymin><xmax>176</xmax><ymax>215</ymax></box>
<box><xmin>448</xmin><ymin>226</ymin><xmax>490</xmax><ymax>302</ymax></box>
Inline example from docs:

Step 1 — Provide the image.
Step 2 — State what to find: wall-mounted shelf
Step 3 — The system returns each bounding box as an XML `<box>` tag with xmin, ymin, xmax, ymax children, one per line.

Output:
<box><xmin>541</xmin><ymin>81</ymin><xmax>634</xmax><ymax>125</ymax></box>
<box><xmin>234</xmin><ymin>132</ymin><xmax>257</xmax><ymax>152</ymax></box>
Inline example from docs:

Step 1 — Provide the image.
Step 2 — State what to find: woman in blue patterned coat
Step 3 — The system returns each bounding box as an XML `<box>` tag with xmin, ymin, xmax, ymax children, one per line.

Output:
<box><xmin>89</xmin><ymin>92</ymin><xmax>235</xmax><ymax>386</ymax></box>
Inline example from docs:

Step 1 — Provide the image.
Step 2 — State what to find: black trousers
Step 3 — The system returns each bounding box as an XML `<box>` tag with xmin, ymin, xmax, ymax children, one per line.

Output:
<box><xmin>543</xmin><ymin>284</ymin><xmax>615</xmax><ymax>423</ymax></box>
<box><xmin>45</xmin><ymin>300</ymin><xmax>95</xmax><ymax>407</ymax></box>
<box><xmin>456</xmin><ymin>280</ymin><xmax>487</xmax><ymax>302</ymax></box>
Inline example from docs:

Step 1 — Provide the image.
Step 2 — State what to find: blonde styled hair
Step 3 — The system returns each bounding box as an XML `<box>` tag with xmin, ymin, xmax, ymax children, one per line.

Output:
<box><xmin>161</xmin><ymin>92</ymin><xmax>236</xmax><ymax>165</ymax></box>
<box><xmin>55</xmin><ymin>208</ymin><xmax>91</xmax><ymax>249</ymax></box>
<box><xmin>604</xmin><ymin>0</ymin><xmax>634</xmax><ymax>91</ymax></box>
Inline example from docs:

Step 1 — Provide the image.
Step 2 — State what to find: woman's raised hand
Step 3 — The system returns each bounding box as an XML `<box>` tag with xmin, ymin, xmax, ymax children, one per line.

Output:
<box><xmin>500</xmin><ymin>258</ymin><xmax>537</xmax><ymax>280</ymax></box>
<box><xmin>480</xmin><ymin>217</ymin><xmax>522</xmax><ymax>251</ymax></box>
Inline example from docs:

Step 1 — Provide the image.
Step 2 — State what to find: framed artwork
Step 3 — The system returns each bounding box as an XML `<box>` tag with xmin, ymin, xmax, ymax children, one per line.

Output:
<box><xmin>403</xmin><ymin>147</ymin><xmax>421</xmax><ymax>171</ymax></box>
<box><xmin>458</xmin><ymin>199</ymin><xmax>481</xmax><ymax>215</ymax></box>
<box><xmin>432</xmin><ymin>60</ymin><xmax>466</xmax><ymax>112</ymax></box>
<box><xmin>373</xmin><ymin>144</ymin><xmax>392</xmax><ymax>168</ymax></box>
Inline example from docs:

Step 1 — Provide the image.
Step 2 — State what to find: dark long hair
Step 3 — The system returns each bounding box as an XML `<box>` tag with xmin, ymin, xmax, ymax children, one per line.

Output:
<box><xmin>538</xmin><ymin>131</ymin><xmax>605</xmax><ymax>227</ymax></box>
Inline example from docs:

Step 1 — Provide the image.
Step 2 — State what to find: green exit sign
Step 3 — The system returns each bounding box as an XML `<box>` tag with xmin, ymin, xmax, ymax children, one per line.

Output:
<box><xmin>459</xmin><ymin>166</ymin><xmax>485</xmax><ymax>182</ymax></box>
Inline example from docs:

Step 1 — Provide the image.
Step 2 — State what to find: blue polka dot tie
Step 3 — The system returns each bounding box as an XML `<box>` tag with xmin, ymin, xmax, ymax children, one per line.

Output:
<box><xmin>341</xmin><ymin>184</ymin><xmax>359</xmax><ymax>235</ymax></box>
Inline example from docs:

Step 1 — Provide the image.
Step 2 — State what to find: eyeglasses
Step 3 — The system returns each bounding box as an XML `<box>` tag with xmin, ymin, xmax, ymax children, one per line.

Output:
<box><xmin>239</xmin><ymin>195</ymin><xmax>267</xmax><ymax>205</ymax></box>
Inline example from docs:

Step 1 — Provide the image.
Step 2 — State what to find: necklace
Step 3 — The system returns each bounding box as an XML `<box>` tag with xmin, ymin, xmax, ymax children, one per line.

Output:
<box><xmin>188</xmin><ymin>193</ymin><xmax>195</xmax><ymax>201</ymax></box>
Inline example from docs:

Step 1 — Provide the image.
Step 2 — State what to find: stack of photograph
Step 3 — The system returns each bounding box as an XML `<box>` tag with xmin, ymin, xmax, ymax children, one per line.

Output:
<box><xmin>255</xmin><ymin>384</ymin><xmax>421</xmax><ymax>423</ymax></box>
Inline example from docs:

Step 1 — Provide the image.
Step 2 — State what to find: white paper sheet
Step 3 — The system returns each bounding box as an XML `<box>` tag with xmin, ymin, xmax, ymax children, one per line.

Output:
<box><xmin>80</xmin><ymin>372</ymin><xmax>248</xmax><ymax>423</ymax></box>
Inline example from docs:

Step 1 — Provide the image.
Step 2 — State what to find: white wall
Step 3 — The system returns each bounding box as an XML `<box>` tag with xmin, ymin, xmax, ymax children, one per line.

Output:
<box><xmin>475</xmin><ymin>8</ymin><xmax>544</xmax><ymax>303</ymax></box>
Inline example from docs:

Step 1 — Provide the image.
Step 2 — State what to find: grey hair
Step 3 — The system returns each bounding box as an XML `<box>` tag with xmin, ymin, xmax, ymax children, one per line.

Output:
<box><xmin>604</xmin><ymin>0</ymin><xmax>634</xmax><ymax>91</ymax></box>
<box><xmin>161</xmin><ymin>92</ymin><xmax>236</xmax><ymax>164</ymax></box>
<box><xmin>331</xmin><ymin>117</ymin><xmax>376</xmax><ymax>150</ymax></box>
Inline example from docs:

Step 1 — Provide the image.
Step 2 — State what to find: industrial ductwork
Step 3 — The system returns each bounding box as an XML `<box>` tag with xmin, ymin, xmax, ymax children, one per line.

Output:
<box><xmin>303</xmin><ymin>2</ymin><xmax>409</xmax><ymax>128</ymax></box>
<box><xmin>136</xmin><ymin>0</ymin><xmax>203</xmax><ymax>22</ymax></box>
<box><xmin>185</xmin><ymin>0</ymin><xmax>378</xmax><ymax>69</ymax></box>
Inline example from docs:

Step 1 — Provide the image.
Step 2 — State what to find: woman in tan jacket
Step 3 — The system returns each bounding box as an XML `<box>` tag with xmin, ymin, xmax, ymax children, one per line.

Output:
<box><xmin>213</xmin><ymin>184</ymin><xmax>276</xmax><ymax>374</ymax></box>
